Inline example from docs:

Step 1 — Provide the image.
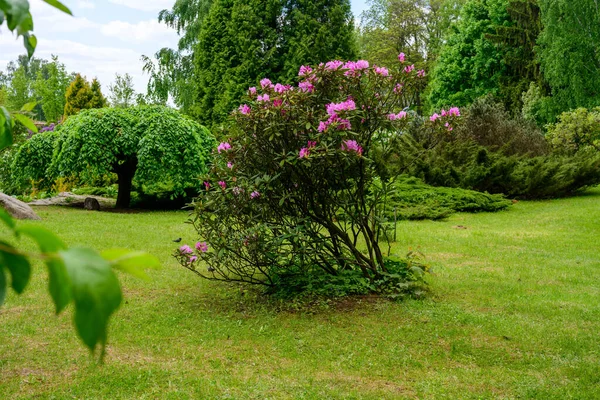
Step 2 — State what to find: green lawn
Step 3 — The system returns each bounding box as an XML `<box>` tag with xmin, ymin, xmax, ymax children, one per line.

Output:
<box><xmin>1</xmin><ymin>189</ymin><xmax>600</xmax><ymax>399</ymax></box>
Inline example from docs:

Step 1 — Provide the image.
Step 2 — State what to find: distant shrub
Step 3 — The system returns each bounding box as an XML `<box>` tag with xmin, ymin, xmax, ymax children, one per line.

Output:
<box><xmin>374</xmin><ymin>176</ymin><xmax>512</xmax><ymax>221</ymax></box>
<box><xmin>546</xmin><ymin>107</ymin><xmax>600</xmax><ymax>155</ymax></box>
<box><xmin>454</xmin><ymin>96</ymin><xmax>548</xmax><ymax>156</ymax></box>
<box><xmin>404</xmin><ymin>140</ymin><xmax>600</xmax><ymax>199</ymax></box>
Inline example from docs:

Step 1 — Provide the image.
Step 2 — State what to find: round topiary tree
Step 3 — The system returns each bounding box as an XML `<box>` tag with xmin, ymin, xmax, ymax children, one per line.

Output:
<box><xmin>50</xmin><ymin>106</ymin><xmax>215</xmax><ymax>208</ymax></box>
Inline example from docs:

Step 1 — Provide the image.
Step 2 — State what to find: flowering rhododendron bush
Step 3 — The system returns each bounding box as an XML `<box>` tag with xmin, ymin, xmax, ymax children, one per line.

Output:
<box><xmin>176</xmin><ymin>56</ymin><xmax>460</xmax><ymax>294</ymax></box>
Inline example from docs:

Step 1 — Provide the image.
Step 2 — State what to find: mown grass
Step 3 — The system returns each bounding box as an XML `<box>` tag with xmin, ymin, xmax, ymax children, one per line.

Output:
<box><xmin>1</xmin><ymin>189</ymin><xmax>600</xmax><ymax>399</ymax></box>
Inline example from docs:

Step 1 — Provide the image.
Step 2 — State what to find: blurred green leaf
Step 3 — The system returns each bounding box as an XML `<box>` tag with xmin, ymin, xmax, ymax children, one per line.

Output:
<box><xmin>0</xmin><ymin>106</ymin><xmax>13</xmax><ymax>150</ymax></box>
<box><xmin>0</xmin><ymin>242</ymin><xmax>31</xmax><ymax>294</ymax></box>
<box><xmin>0</xmin><ymin>266</ymin><xmax>6</xmax><ymax>306</ymax></box>
<box><xmin>13</xmin><ymin>113</ymin><xmax>38</xmax><ymax>133</ymax></box>
<box><xmin>41</xmin><ymin>0</ymin><xmax>72</xmax><ymax>15</ymax></box>
<box><xmin>20</xmin><ymin>102</ymin><xmax>36</xmax><ymax>112</ymax></box>
<box><xmin>0</xmin><ymin>209</ymin><xmax>16</xmax><ymax>231</ymax></box>
<box><xmin>101</xmin><ymin>249</ymin><xmax>161</xmax><ymax>280</ymax></box>
<box><xmin>59</xmin><ymin>247</ymin><xmax>122</xmax><ymax>354</ymax></box>
<box><xmin>18</xmin><ymin>226</ymin><xmax>71</xmax><ymax>312</ymax></box>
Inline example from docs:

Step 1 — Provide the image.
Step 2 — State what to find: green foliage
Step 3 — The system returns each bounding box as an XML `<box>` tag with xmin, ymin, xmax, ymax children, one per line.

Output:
<box><xmin>192</xmin><ymin>0</ymin><xmax>356</xmax><ymax>126</ymax></box>
<box><xmin>50</xmin><ymin>106</ymin><xmax>214</xmax><ymax>208</ymax></box>
<box><xmin>11</xmin><ymin>130</ymin><xmax>58</xmax><ymax>192</ymax></box>
<box><xmin>108</xmin><ymin>73</ymin><xmax>136</xmax><ymax>108</ymax></box>
<box><xmin>32</xmin><ymin>56</ymin><xmax>70</xmax><ymax>122</ymax></box>
<box><xmin>546</xmin><ymin>107</ymin><xmax>600</xmax><ymax>155</ymax></box>
<box><xmin>0</xmin><ymin>209</ymin><xmax>161</xmax><ymax>360</ymax></box>
<box><xmin>63</xmin><ymin>74</ymin><xmax>107</xmax><ymax>117</ymax></box>
<box><xmin>427</xmin><ymin>0</ymin><xmax>508</xmax><ymax>110</ymax></box>
<box><xmin>89</xmin><ymin>78</ymin><xmax>108</xmax><ymax>109</ymax></box>
<box><xmin>375</xmin><ymin>175</ymin><xmax>512</xmax><ymax>221</ymax></box>
<box><xmin>403</xmin><ymin>140</ymin><xmax>600</xmax><ymax>199</ymax></box>
<box><xmin>537</xmin><ymin>0</ymin><xmax>600</xmax><ymax>116</ymax></box>
<box><xmin>359</xmin><ymin>0</ymin><xmax>465</xmax><ymax>68</ymax></box>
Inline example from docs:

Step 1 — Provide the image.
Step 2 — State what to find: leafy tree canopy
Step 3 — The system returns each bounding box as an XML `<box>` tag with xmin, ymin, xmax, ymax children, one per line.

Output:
<box><xmin>50</xmin><ymin>106</ymin><xmax>215</xmax><ymax>208</ymax></box>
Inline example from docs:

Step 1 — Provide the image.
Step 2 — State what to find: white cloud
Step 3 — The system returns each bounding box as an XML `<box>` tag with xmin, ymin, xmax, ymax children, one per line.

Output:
<box><xmin>77</xmin><ymin>0</ymin><xmax>96</xmax><ymax>9</ymax></box>
<box><xmin>101</xmin><ymin>20</ymin><xmax>178</xmax><ymax>44</ymax></box>
<box><xmin>107</xmin><ymin>0</ymin><xmax>174</xmax><ymax>12</ymax></box>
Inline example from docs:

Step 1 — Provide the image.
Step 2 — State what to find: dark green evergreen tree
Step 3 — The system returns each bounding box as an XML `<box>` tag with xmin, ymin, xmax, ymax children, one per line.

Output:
<box><xmin>192</xmin><ymin>0</ymin><xmax>356</xmax><ymax>126</ymax></box>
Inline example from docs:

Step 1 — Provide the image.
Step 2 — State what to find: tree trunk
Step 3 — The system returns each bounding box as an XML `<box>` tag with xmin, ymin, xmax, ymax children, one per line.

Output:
<box><xmin>115</xmin><ymin>157</ymin><xmax>137</xmax><ymax>209</ymax></box>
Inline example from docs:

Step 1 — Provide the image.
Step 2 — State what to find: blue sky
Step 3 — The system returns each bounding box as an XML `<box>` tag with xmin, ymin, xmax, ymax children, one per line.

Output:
<box><xmin>1</xmin><ymin>0</ymin><xmax>370</xmax><ymax>95</ymax></box>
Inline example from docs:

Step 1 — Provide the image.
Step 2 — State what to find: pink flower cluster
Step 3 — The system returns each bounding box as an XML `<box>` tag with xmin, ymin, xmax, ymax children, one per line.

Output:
<box><xmin>298</xmin><ymin>65</ymin><xmax>313</xmax><ymax>76</ymax></box>
<box><xmin>260</xmin><ymin>78</ymin><xmax>273</xmax><ymax>89</ymax></box>
<box><xmin>374</xmin><ymin>66</ymin><xmax>389</xmax><ymax>77</ymax></box>
<box><xmin>388</xmin><ymin>111</ymin><xmax>407</xmax><ymax>121</ymax></box>
<box><xmin>257</xmin><ymin>94</ymin><xmax>270</xmax><ymax>102</ymax></box>
<box><xmin>250</xmin><ymin>191</ymin><xmax>260</xmax><ymax>199</ymax></box>
<box><xmin>298</xmin><ymin>80</ymin><xmax>314</xmax><ymax>92</ymax></box>
<box><xmin>441</xmin><ymin>107</ymin><xmax>461</xmax><ymax>117</ymax></box>
<box><xmin>274</xmin><ymin>83</ymin><xmax>292</xmax><ymax>93</ymax></box>
<box><xmin>404</xmin><ymin>64</ymin><xmax>415</xmax><ymax>74</ymax></box>
<box><xmin>398</xmin><ymin>53</ymin><xmax>406</xmax><ymax>62</ymax></box>
<box><xmin>249</xmin><ymin>87</ymin><xmax>257</xmax><ymax>96</ymax></box>
<box><xmin>417</xmin><ymin>69</ymin><xmax>426</xmax><ymax>78</ymax></box>
<box><xmin>394</xmin><ymin>83</ymin><xmax>404</xmax><ymax>94</ymax></box>
<box><xmin>325</xmin><ymin>60</ymin><xmax>344</xmax><ymax>70</ymax></box>
<box><xmin>239</xmin><ymin>104</ymin><xmax>251</xmax><ymax>114</ymax></box>
<box><xmin>343</xmin><ymin>60</ymin><xmax>369</xmax><ymax>76</ymax></box>
<box><xmin>326</xmin><ymin>99</ymin><xmax>356</xmax><ymax>116</ymax></box>
<box><xmin>218</xmin><ymin>181</ymin><xmax>227</xmax><ymax>190</ymax></box>
<box><xmin>299</xmin><ymin>141</ymin><xmax>317</xmax><ymax>159</ymax></box>
<box><xmin>180</xmin><ymin>245</ymin><xmax>193</xmax><ymax>254</ymax></box>
<box><xmin>341</xmin><ymin>140</ymin><xmax>363</xmax><ymax>156</ymax></box>
<box><xmin>217</xmin><ymin>142</ymin><xmax>231</xmax><ymax>153</ymax></box>
<box><xmin>196</xmin><ymin>242</ymin><xmax>209</xmax><ymax>253</ymax></box>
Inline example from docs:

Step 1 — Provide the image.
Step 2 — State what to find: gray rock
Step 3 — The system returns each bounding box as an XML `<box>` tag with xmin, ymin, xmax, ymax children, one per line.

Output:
<box><xmin>29</xmin><ymin>192</ymin><xmax>115</xmax><ymax>208</ymax></box>
<box><xmin>0</xmin><ymin>193</ymin><xmax>41</xmax><ymax>220</ymax></box>
<box><xmin>84</xmin><ymin>197</ymin><xmax>101</xmax><ymax>211</ymax></box>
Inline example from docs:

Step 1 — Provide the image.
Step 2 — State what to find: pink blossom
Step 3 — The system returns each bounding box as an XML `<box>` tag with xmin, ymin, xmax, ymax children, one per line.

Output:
<box><xmin>326</xmin><ymin>99</ymin><xmax>356</xmax><ymax>116</ymax></box>
<box><xmin>227</xmin><ymin>162</ymin><xmax>233</xmax><ymax>169</ymax></box>
<box><xmin>389</xmin><ymin>111</ymin><xmax>408</xmax><ymax>121</ymax></box>
<box><xmin>218</xmin><ymin>181</ymin><xmax>227</xmax><ymax>190</ymax></box>
<box><xmin>445</xmin><ymin>122</ymin><xmax>453</xmax><ymax>131</ymax></box>
<box><xmin>394</xmin><ymin>83</ymin><xmax>404</xmax><ymax>94</ymax></box>
<box><xmin>388</xmin><ymin>113</ymin><xmax>397</xmax><ymax>121</ymax></box>
<box><xmin>430</xmin><ymin>113</ymin><xmax>441</xmax><ymax>122</ymax></box>
<box><xmin>417</xmin><ymin>69</ymin><xmax>426</xmax><ymax>78</ymax></box>
<box><xmin>338</xmin><ymin>119</ymin><xmax>352</xmax><ymax>130</ymax></box>
<box><xmin>195</xmin><ymin>242</ymin><xmax>209</xmax><ymax>253</ymax></box>
<box><xmin>398</xmin><ymin>53</ymin><xmax>406</xmax><ymax>62</ymax></box>
<box><xmin>404</xmin><ymin>64</ymin><xmax>415</xmax><ymax>74</ymax></box>
<box><xmin>217</xmin><ymin>142</ymin><xmax>231</xmax><ymax>153</ymax></box>
<box><xmin>343</xmin><ymin>60</ymin><xmax>369</xmax><ymax>76</ymax></box>
<box><xmin>307</xmin><ymin>141</ymin><xmax>317</xmax><ymax>149</ymax></box>
<box><xmin>248</xmin><ymin>87</ymin><xmax>257</xmax><ymax>96</ymax></box>
<box><xmin>318</xmin><ymin>121</ymin><xmax>328</xmax><ymax>132</ymax></box>
<box><xmin>238</xmin><ymin>104</ymin><xmax>251</xmax><ymax>114</ymax></box>
<box><xmin>250</xmin><ymin>191</ymin><xmax>260</xmax><ymax>199</ymax></box>
<box><xmin>298</xmin><ymin>65</ymin><xmax>313</xmax><ymax>76</ymax></box>
<box><xmin>374</xmin><ymin>66</ymin><xmax>389</xmax><ymax>77</ymax></box>
<box><xmin>299</xmin><ymin>147</ymin><xmax>310</xmax><ymax>158</ymax></box>
<box><xmin>325</xmin><ymin>60</ymin><xmax>344</xmax><ymax>70</ymax></box>
<box><xmin>341</xmin><ymin>140</ymin><xmax>363</xmax><ymax>156</ymax></box>
<box><xmin>274</xmin><ymin>83</ymin><xmax>290</xmax><ymax>93</ymax></box>
<box><xmin>180</xmin><ymin>245</ymin><xmax>193</xmax><ymax>254</ymax></box>
<box><xmin>260</xmin><ymin>78</ymin><xmax>273</xmax><ymax>89</ymax></box>
<box><xmin>448</xmin><ymin>107</ymin><xmax>461</xmax><ymax>116</ymax></box>
<box><xmin>204</xmin><ymin>181</ymin><xmax>211</xmax><ymax>190</ymax></box>
<box><xmin>257</xmin><ymin>94</ymin><xmax>270</xmax><ymax>102</ymax></box>
<box><xmin>273</xmin><ymin>98</ymin><xmax>283</xmax><ymax>107</ymax></box>
<box><xmin>298</xmin><ymin>80</ymin><xmax>314</xmax><ymax>92</ymax></box>
<box><xmin>189</xmin><ymin>256</ymin><xmax>198</xmax><ymax>263</ymax></box>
